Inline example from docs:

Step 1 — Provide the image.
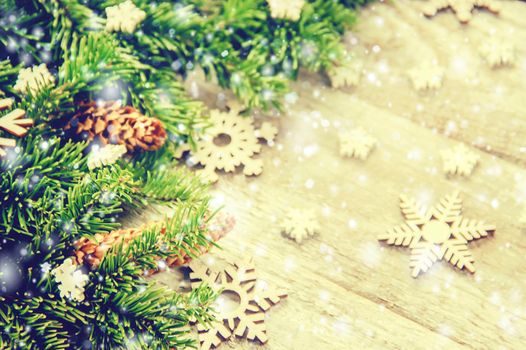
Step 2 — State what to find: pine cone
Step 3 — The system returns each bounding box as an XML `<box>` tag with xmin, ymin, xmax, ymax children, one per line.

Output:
<box><xmin>74</xmin><ymin>212</ymin><xmax>235</xmax><ymax>269</ymax></box>
<box><xmin>66</xmin><ymin>101</ymin><xmax>167</xmax><ymax>152</ymax></box>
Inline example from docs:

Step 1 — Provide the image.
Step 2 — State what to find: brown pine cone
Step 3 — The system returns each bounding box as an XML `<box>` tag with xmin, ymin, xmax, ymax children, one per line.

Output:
<box><xmin>65</xmin><ymin>101</ymin><xmax>167</xmax><ymax>152</ymax></box>
<box><xmin>74</xmin><ymin>212</ymin><xmax>235</xmax><ymax>269</ymax></box>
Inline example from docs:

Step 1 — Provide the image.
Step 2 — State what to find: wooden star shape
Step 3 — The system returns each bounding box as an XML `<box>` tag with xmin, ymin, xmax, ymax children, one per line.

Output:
<box><xmin>379</xmin><ymin>191</ymin><xmax>495</xmax><ymax>277</ymax></box>
<box><xmin>422</xmin><ymin>0</ymin><xmax>501</xmax><ymax>23</ymax></box>
<box><xmin>440</xmin><ymin>144</ymin><xmax>479</xmax><ymax>177</ymax></box>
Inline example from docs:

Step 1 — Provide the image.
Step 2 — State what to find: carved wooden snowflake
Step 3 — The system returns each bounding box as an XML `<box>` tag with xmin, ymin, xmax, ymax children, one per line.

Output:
<box><xmin>189</xmin><ymin>108</ymin><xmax>277</xmax><ymax>183</ymax></box>
<box><xmin>51</xmin><ymin>258</ymin><xmax>89</xmax><ymax>302</ymax></box>
<box><xmin>280</xmin><ymin>209</ymin><xmax>320</xmax><ymax>243</ymax></box>
<box><xmin>338</xmin><ymin>127</ymin><xmax>376</xmax><ymax>160</ymax></box>
<box><xmin>266</xmin><ymin>0</ymin><xmax>305</xmax><ymax>21</ymax></box>
<box><xmin>13</xmin><ymin>64</ymin><xmax>55</xmax><ymax>95</ymax></box>
<box><xmin>479</xmin><ymin>38</ymin><xmax>515</xmax><ymax>68</ymax></box>
<box><xmin>87</xmin><ymin>144</ymin><xmax>127</xmax><ymax>170</ymax></box>
<box><xmin>327</xmin><ymin>61</ymin><xmax>363</xmax><ymax>89</ymax></box>
<box><xmin>189</xmin><ymin>257</ymin><xmax>287</xmax><ymax>350</ymax></box>
<box><xmin>105</xmin><ymin>0</ymin><xmax>146</xmax><ymax>33</ymax></box>
<box><xmin>408</xmin><ymin>63</ymin><xmax>444</xmax><ymax>91</ymax></box>
<box><xmin>440</xmin><ymin>144</ymin><xmax>480</xmax><ymax>176</ymax></box>
<box><xmin>422</xmin><ymin>0</ymin><xmax>501</xmax><ymax>23</ymax></box>
<box><xmin>0</xmin><ymin>98</ymin><xmax>33</xmax><ymax>157</ymax></box>
<box><xmin>379</xmin><ymin>191</ymin><xmax>495</xmax><ymax>277</ymax></box>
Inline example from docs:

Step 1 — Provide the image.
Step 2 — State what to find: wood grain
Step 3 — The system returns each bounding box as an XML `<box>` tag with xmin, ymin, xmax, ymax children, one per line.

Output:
<box><xmin>151</xmin><ymin>1</ymin><xmax>526</xmax><ymax>349</ymax></box>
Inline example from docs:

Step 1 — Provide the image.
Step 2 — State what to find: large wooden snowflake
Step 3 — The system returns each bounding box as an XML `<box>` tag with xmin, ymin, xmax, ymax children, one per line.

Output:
<box><xmin>188</xmin><ymin>107</ymin><xmax>277</xmax><ymax>183</ymax></box>
<box><xmin>379</xmin><ymin>191</ymin><xmax>495</xmax><ymax>277</ymax></box>
<box><xmin>0</xmin><ymin>98</ymin><xmax>33</xmax><ymax>157</ymax></box>
<box><xmin>422</xmin><ymin>0</ymin><xmax>501</xmax><ymax>23</ymax></box>
<box><xmin>189</xmin><ymin>257</ymin><xmax>287</xmax><ymax>349</ymax></box>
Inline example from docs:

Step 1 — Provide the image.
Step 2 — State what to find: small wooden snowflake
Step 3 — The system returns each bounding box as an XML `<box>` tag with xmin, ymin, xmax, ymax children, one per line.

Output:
<box><xmin>440</xmin><ymin>144</ymin><xmax>480</xmax><ymax>177</ymax></box>
<box><xmin>379</xmin><ymin>191</ymin><xmax>495</xmax><ymax>277</ymax></box>
<box><xmin>105</xmin><ymin>0</ymin><xmax>146</xmax><ymax>34</ymax></box>
<box><xmin>280</xmin><ymin>209</ymin><xmax>320</xmax><ymax>243</ymax></box>
<box><xmin>479</xmin><ymin>38</ymin><xmax>515</xmax><ymax>68</ymax></box>
<box><xmin>327</xmin><ymin>60</ymin><xmax>363</xmax><ymax>89</ymax></box>
<box><xmin>339</xmin><ymin>127</ymin><xmax>377</xmax><ymax>160</ymax></box>
<box><xmin>408</xmin><ymin>63</ymin><xmax>444</xmax><ymax>91</ymax></box>
<box><xmin>87</xmin><ymin>144</ymin><xmax>127</xmax><ymax>170</ymax></box>
<box><xmin>422</xmin><ymin>0</ymin><xmax>501</xmax><ymax>23</ymax></box>
<box><xmin>52</xmin><ymin>258</ymin><xmax>89</xmax><ymax>302</ymax></box>
<box><xmin>13</xmin><ymin>64</ymin><xmax>55</xmax><ymax>95</ymax></box>
<box><xmin>266</xmin><ymin>0</ymin><xmax>305</xmax><ymax>21</ymax></box>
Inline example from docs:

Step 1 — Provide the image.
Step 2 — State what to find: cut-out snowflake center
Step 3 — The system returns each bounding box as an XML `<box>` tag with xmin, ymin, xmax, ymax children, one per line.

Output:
<box><xmin>421</xmin><ymin>220</ymin><xmax>451</xmax><ymax>244</ymax></box>
<box><xmin>215</xmin><ymin>289</ymin><xmax>242</xmax><ymax>315</ymax></box>
<box><xmin>213</xmin><ymin>133</ymin><xmax>232</xmax><ymax>147</ymax></box>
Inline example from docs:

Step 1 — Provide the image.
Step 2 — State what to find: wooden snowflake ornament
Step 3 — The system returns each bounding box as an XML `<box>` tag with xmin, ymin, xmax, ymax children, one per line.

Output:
<box><xmin>266</xmin><ymin>0</ymin><xmax>305</xmax><ymax>21</ymax></box>
<box><xmin>52</xmin><ymin>258</ymin><xmax>89</xmax><ymax>302</ymax></box>
<box><xmin>479</xmin><ymin>38</ymin><xmax>515</xmax><ymax>68</ymax></box>
<box><xmin>87</xmin><ymin>144</ymin><xmax>127</xmax><ymax>170</ymax></box>
<box><xmin>190</xmin><ymin>108</ymin><xmax>277</xmax><ymax>183</ymax></box>
<box><xmin>422</xmin><ymin>0</ymin><xmax>501</xmax><ymax>23</ymax></box>
<box><xmin>338</xmin><ymin>127</ymin><xmax>376</xmax><ymax>160</ymax></box>
<box><xmin>105</xmin><ymin>0</ymin><xmax>146</xmax><ymax>33</ymax></box>
<box><xmin>408</xmin><ymin>63</ymin><xmax>444</xmax><ymax>91</ymax></box>
<box><xmin>440</xmin><ymin>144</ymin><xmax>479</xmax><ymax>177</ymax></box>
<box><xmin>327</xmin><ymin>61</ymin><xmax>363</xmax><ymax>89</ymax></box>
<box><xmin>379</xmin><ymin>191</ymin><xmax>495</xmax><ymax>277</ymax></box>
<box><xmin>189</xmin><ymin>257</ymin><xmax>287</xmax><ymax>350</ymax></box>
<box><xmin>0</xmin><ymin>98</ymin><xmax>33</xmax><ymax>157</ymax></box>
<box><xmin>280</xmin><ymin>209</ymin><xmax>320</xmax><ymax>243</ymax></box>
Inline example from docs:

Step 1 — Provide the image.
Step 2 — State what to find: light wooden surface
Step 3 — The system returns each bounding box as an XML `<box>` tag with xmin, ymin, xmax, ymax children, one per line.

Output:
<box><xmin>152</xmin><ymin>1</ymin><xmax>526</xmax><ymax>349</ymax></box>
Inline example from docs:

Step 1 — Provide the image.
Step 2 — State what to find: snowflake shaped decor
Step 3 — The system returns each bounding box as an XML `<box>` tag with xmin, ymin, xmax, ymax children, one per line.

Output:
<box><xmin>105</xmin><ymin>0</ymin><xmax>146</xmax><ymax>34</ymax></box>
<box><xmin>379</xmin><ymin>191</ymin><xmax>495</xmax><ymax>277</ymax></box>
<box><xmin>0</xmin><ymin>99</ymin><xmax>33</xmax><ymax>157</ymax></box>
<box><xmin>266</xmin><ymin>0</ymin><xmax>305</xmax><ymax>21</ymax></box>
<box><xmin>87</xmin><ymin>144</ymin><xmax>127</xmax><ymax>170</ymax></box>
<box><xmin>408</xmin><ymin>63</ymin><xmax>444</xmax><ymax>91</ymax></box>
<box><xmin>190</xmin><ymin>108</ymin><xmax>277</xmax><ymax>183</ymax></box>
<box><xmin>51</xmin><ymin>258</ymin><xmax>89</xmax><ymax>302</ymax></box>
<box><xmin>422</xmin><ymin>0</ymin><xmax>501</xmax><ymax>23</ymax></box>
<box><xmin>479</xmin><ymin>38</ymin><xmax>515</xmax><ymax>68</ymax></box>
<box><xmin>189</xmin><ymin>258</ymin><xmax>287</xmax><ymax>350</ymax></box>
<box><xmin>327</xmin><ymin>61</ymin><xmax>363</xmax><ymax>89</ymax></box>
<box><xmin>280</xmin><ymin>209</ymin><xmax>320</xmax><ymax>243</ymax></box>
<box><xmin>440</xmin><ymin>144</ymin><xmax>480</xmax><ymax>177</ymax></box>
<box><xmin>338</xmin><ymin>127</ymin><xmax>377</xmax><ymax>160</ymax></box>
<box><xmin>13</xmin><ymin>63</ymin><xmax>55</xmax><ymax>95</ymax></box>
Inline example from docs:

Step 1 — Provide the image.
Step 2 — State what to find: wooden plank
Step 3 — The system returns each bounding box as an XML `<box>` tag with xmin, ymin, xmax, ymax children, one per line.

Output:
<box><xmin>146</xmin><ymin>1</ymin><xmax>526</xmax><ymax>348</ymax></box>
<box><xmin>339</xmin><ymin>0</ymin><xmax>526</xmax><ymax>164</ymax></box>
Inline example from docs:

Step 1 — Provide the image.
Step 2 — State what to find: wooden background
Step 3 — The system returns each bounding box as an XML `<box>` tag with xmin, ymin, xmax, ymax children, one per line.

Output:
<box><xmin>152</xmin><ymin>1</ymin><xmax>526</xmax><ymax>349</ymax></box>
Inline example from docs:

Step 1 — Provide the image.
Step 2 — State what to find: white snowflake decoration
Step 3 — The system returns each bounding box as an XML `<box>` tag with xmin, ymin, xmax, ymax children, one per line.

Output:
<box><xmin>440</xmin><ymin>144</ymin><xmax>480</xmax><ymax>177</ymax></box>
<box><xmin>328</xmin><ymin>61</ymin><xmax>363</xmax><ymax>88</ymax></box>
<box><xmin>266</xmin><ymin>0</ymin><xmax>305</xmax><ymax>21</ymax></box>
<box><xmin>479</xmin><ymin>38</ymin><xmax>515</xmax><ymax>68</ymax></box>
<box><xmin>87</xmin><ymin>144</ymin><xmax>127</xmax><ymax>170</ymax></box>
<box><xmin>13</xmin><ymin>64</ymin><xmax>55</xmax><ymax>95</ymax></box>
<box><xmin>105</xmin><ymin>0</ymin><xmax>146</xmax><ymax>34</ymax></box>
<box><xmin>281</xmin><ymin>209</ymin><xmax>320</xmax><ymax>243</ymax></box>
<box><xmin>339</xmin><ymin>127</ymin><xmax>377</xmax><ymax>160</ymax></box>
<box><xmin>51</xmin><ymin>258</ymin><xmax>88</xmax><ymax>302</ymax></box>
<box><xmin>408</xmin><ymin>63</ymin><xmax>444</xmax><ymax>91</ymax></box>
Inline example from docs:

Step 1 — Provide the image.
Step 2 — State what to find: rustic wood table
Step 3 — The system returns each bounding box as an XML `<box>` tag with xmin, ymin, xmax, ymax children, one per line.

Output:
<box><xmin>153</xmin><ymin>1</ymin><xmax>526</xmax><ymax>349</ymax></box>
